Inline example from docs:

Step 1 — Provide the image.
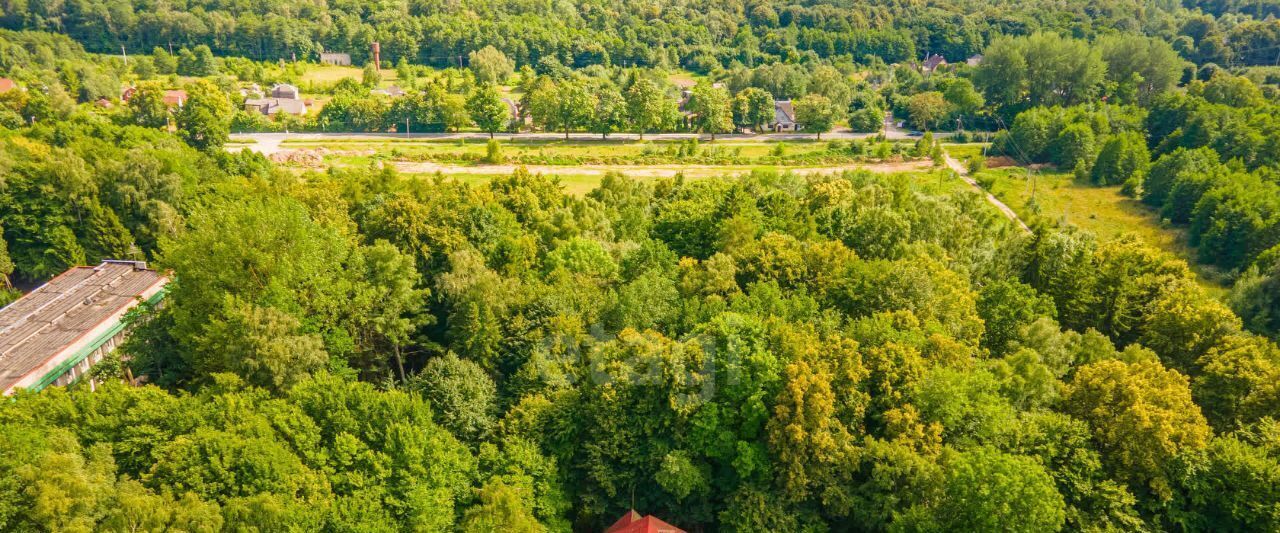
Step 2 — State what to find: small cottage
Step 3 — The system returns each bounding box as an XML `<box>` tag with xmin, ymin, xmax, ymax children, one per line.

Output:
<box><xmin>771</xmin><ymin>100</ymin><xmax>798</xmax><ymax>132</ymax></box>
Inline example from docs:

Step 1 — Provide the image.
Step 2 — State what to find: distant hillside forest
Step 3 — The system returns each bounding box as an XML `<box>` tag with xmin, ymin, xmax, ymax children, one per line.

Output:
<box><xmin>4</xmin><ymin>0</ymin><xmax>1280</xmax><ymax>70</ymax></box>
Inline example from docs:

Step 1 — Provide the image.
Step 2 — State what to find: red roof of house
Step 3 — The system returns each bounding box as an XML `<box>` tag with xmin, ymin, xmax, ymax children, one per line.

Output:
<box><xmin>162</xmin><ymin>90</ymin><xmax>187</xmax><ymax>106</ymax></box>
<box><xmin>605</xmin><ymin>510</ymin><xmax>686</xmax><ymax>533</ymax></box>
<box><xmin>0</xmin><ymin>78</ymin><xmax>16</xmax><ymax>92</ymax></box>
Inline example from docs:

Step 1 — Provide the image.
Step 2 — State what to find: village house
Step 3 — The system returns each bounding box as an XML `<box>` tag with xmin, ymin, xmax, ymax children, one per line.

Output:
<box><xmin>771</xmin><ymin>99</ymin><xmax>798</xmax><ymax>132</ymax></box>
<box><xmin>162</xmin><ymin>89</ymin><xmax>187</xmax><ymax>107</ymax></box>
<box><xmin>677</xmin><ymin>89</ymin><xmax>696</xmax><ymax>129</ymax></box>
<box><xmin>271</xmin><ymin>83</ymin><xmax>301</xmax><ymax>99</ymax></box>
<box><xmin>966</xmin><ymin>54</ymin><xmax>984</xmax><ymax>67</ymax></box>
<box><xmin>0</xmin><ymin>78</ymin><xmax>18</xmax><ymax>93</ymax></box>
<box><xmin>501</xmin><ymin>97</ymin><xmax>530</xmax><ymax>127</ymax></box>
<box><xmin>921</xmin><ymin>53</ymin><xmax>947</xmax><ymax>74</ymax></box>
<box><xmin>605</xmin><ymin>510</ymin><xmax>685</xmax><ymax>533</ymax></box>
<box><xmin>245</xmin><ymin>83</ymin><xmax>309</xmax><ymax>116</ymax></box>
<box><xmin>0</xmin><ymin>260</ymin><xmax>168</xmax><ymax>395</ymax></box>
<box><xmin>319</xmin><ymin>52</ymin><xmax>352</xmax><ymax>66</ymax></box>
<box><xmin>243</xmin><ymin>97</ymin><xmax>308</xmax><ymax>116</ymax></box>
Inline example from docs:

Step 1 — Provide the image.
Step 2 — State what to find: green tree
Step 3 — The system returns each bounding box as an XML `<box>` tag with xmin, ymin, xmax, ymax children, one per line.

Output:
<box><xmin>906</xmin><ymin>91</ymin><xmax>947</xmax><ymax>131</ymax></box>
<box><xmin>943</xmin><ymin>78</ymin><xmax>985</xmax><ymax>126</ymax></box>
<box><xmin>176</xmin><ymin>80</ymin><xmax>232</xmax><ymax>150</ymax></box>
<box><xmin>467</xmin><ymin>84</ymin><xmax>510</xmax><ymax>138</ymax></box>
<box><xmin>735</xmin><ymin>87</ymin><xmax>774</xmax><ymax>131</ymax></box>
<box><xmin>469</xmin><ymin>46</ymin><xmax>515</xmax><ymax>85</ymax></box>
<box><xmin>459</xmin><ymin>481</ymin><xmax>543</xmax><ymax>533</ymax></box>
<box><xmin>848</xmin><ymin>90</ymin><xmax>885</xmax><ymax>133</ymax></box>
<box><xmin>1063</xmin><ymin>359</ymin><xmax>1211</xmax><ymax>497</ymax></box>
<box><xmin>152</xmin><ymin>46</ymin><xmax>177</xmax><ymax>75</ymax></box>
<box><xmin>590</xmin><ymin>82</ymin><xmax>627</xmax><ymax>139</ymax></box>
<box><xmin>794</xmin><ymin>94</ymin><xmax>836</xmax><ymax>140</ymax></box>
<box><xmin>362</xmin><ymin>61</ymin><xmax>382</xmax><ymax>88</ymax></box>
<box><xmin>440</xmin><ymin>92</ymin><xmax>471</xmax><ymax>132</ymax></box>
<box><xmin>687</xmin><ymin>82</ymin><xmax>733</xmax><ymax>140</ymax></box>
<box><xmin>1098</xmin><ymin>34</ymin><xmax>1184</xmax><ymax>103</ymax></box>
<box><xmin>903</xmin><ymin>447</ymin><xmax>1067</xmax><ymax>532</ymax></box>
<box><xmin>154</xmin><ymin>195</ymin><xmax>380</xmax><ymax>389</ymax></box>
<box><xmin>409</xmin><ymin>352</ymin><xmax>498</xmax><ymax>444</ymax></box>
<box><xmin>1091</xmin><ymin>132</ymin><xmax>1150</xmax><ymax>186</ymax></box>
<box><xmin>626</xmin><ymin>78</ymin><xmax>675</xmax><ymax>139</ymax></box>
<box><xmin>527</xmin><ymin>77</ymin><xmax>592</xmax><ymax>139</ymax></box>
<box><xmin>177</xmin><ymin>45</ymin><xmax>216</xmax><ymax>76</ymax></box>
<box><xmin>127</xmin><ymin>82</ymin><xmax>169</xmax><ymax>129</ymax></box>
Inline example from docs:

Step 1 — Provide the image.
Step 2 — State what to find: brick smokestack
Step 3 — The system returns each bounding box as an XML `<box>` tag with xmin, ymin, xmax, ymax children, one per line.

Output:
<box><xmin>372</xmin><ymin>42</ymin><xmax>381</xmax><ymax>68</ymax></box>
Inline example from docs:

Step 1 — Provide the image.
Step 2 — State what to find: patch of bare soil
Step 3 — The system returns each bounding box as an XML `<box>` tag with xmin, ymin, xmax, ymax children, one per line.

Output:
<box><xmin>985</xmin><ymin>156</ymin><xmax>1018</xmax><ymax>168</ymax></box>
<box><xmin>269</xmin><ymin>147</ymin><xmax>376</xmax><ymax>166</ymax></box>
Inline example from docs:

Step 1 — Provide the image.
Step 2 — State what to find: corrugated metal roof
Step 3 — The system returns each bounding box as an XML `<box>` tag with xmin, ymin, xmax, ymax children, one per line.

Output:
<box><xmin>0</xmin><ymin>261</ymin><xmax>167</xmax><ymax>393</ymax></box>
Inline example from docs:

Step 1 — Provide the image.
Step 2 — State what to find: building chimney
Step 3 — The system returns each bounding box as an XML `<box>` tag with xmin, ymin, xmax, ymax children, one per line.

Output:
<box><xmin>372</xmin><ymin>42</ymin><xmax>381</xmax><ymax>68</ymax></box>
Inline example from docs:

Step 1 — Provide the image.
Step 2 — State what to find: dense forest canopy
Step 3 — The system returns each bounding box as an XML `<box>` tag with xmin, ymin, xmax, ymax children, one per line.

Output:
<box><xmin>0</xmin><ymin>0</ymin><xmax>1279</xmax><ymax>531</ymax></box>
<box><xmin>1</xmin><ymin>0</ymin><xmax>1280</xmax><ymax>71</ymax></box>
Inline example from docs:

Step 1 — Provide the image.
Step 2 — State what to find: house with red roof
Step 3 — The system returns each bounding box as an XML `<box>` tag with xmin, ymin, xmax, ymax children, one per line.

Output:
<box><xmin>605</xmin><ymin>510</ymin><xmax>686</xmax><ymax>533</ymax></box>
<box><xmin>162</xmin><ymin>90</ymin><xmax>187</xmax><ymax>108</ymax></box>
<box><xmin>0</xmin><ymin>78</ymin><xmax>17</xmax><ymax>93</ymax></box>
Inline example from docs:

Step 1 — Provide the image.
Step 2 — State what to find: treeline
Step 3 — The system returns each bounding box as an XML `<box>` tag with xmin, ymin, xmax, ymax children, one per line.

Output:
<box><xmin>10</xmin><ymin>0</ymin><xmax>1280</xmax><ymax>77</ymax></box>
<box><xmin>0</xmin><ymin>0</ymin><xmax>1191</xmax><ymax>71</ymax></box>
<box><xmin>239</xmin><ymin>63</ymin><xmax>864</xmax><ymax>137</ymax></box>
<box><xmin>0</xmin><ymin>139</ymin><xmax>1278</xmax><ymax>528</ymax></box>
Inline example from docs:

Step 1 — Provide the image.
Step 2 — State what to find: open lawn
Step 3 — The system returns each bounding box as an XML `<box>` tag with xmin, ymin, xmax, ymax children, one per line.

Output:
<box><xmin>977</xmin><ymin>167</ymin><xmax>1229</xmax><ymax>295</ymax></box>
<box><xmin>300</xmin><ymin>64</ymin><xmax>401</xmax><ymax>84</ymax></box>
<box><xmin>943</xmin><ymin>143</ymin><xmax>987</xmax><ymax>161</ymax></box>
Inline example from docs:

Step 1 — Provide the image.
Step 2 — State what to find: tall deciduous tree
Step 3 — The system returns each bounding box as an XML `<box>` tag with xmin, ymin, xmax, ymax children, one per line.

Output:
<box><xmin>175</xmin><ymin>80</ymin><xmax>231</xmax><ymax>150</ymax></box>
<box><xmin>469</xmin><ymin>46</ymin><xmax>516</xmax><ymax>85</ymax></box>
<box><xmin>1091</xmin><ymin>132</ymin><xmax>1150</xmax><ymax>186</ymax></box>
<box><xmin>688</xmin><ymin>82</ymin><xmax>733</xmax><ymax>140</ymax></box>
<box><xmin>467</xmin><ymin>84</ymin><xmax>510</xmax><ymax>138</ymax></box>
<box><xmin>528</xmin><ymin>77</ymin><xmax>592</xmax><ymax>139</ymax></box>
<box><xmin>1063</xmin><ymin>359</ymin><xmax>1211</xmax><ymax>497</ymax></box>
<box><xmin>128</xmin><ymin>82</ymin><xmax>169</xmax><ymax>129</ymax></box>
<box><xmin>626</xmin><ymin>78</ymin><xmax>674</xmax><ymax>140</ymax></box>
<box><xmin>735</xmin><ymin>87</ymin><xmax>775</xmax><ymax>131</ymax></box>
<box><xmin>906</xmin><ymin>91</ymin><xmax>947</xmax><ymax>131</ymax></box>
<box><xmin>794</xmin><ymin>94</ymin><xmax>836</xmax><ymax>139</ymax></box>
<box><xmin>590</xmin><ymin>82</ymin><xmax>627</xmax><ymax>139</ymax></box>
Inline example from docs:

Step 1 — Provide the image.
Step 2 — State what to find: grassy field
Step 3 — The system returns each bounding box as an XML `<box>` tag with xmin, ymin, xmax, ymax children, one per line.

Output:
<box><xmin>281</xmin><ymin>137</ymin><xmax>853</xmax><ymax>161</ymax></box>
<box><xmin>977</xmin><ymin>167</ymin><xmax>1229</xmax><ymax>294</ymax></box>
<box><xmin>943</xmin><ymin>143</ymin><xmax>988</xmax><ymax>161</ymax></box>
<box><xmin>299</xmin><ymin>64</ymin><xmax>403</xmax><ymax>84</ymax></box>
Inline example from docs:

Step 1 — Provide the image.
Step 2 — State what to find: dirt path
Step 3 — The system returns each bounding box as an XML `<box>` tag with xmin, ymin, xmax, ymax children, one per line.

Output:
<box><xmin>943</xmin><ymin>151</ymin><xmax>1031</xmax><ymax>233</ymax></box>
<box><xmin>392</xmin><ymin>159</ymin><xmax>933</xmax><ymax>178</ymax></box>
